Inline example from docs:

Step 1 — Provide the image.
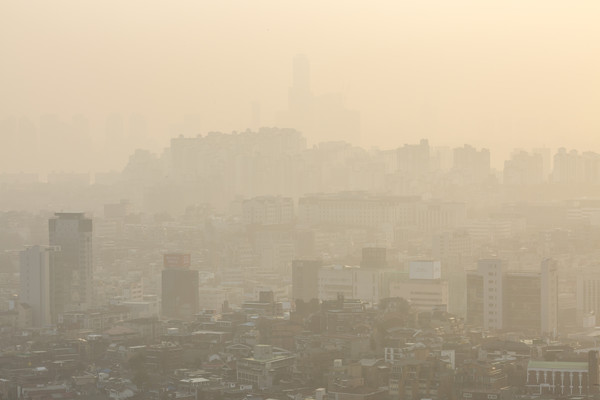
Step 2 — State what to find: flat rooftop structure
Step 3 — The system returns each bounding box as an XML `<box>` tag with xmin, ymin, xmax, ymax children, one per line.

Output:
<box><xmin>53</xmin><ymin>212</ymin><xmax>86</xmax><ymax>218</ymax></box>
<box><xmin>299</xmin><ymin>192</ymin><xmax>421</xmax><ymax>203</ymax></box>
<box><xmin>527</xmin><ymin>360</ymin><xmax>588</xmax><ymax>371</ymax></box>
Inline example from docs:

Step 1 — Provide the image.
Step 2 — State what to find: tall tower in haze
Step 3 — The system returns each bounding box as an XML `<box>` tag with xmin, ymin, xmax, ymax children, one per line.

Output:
<box><xmin>19</xmin><ymin>246</ymin><xmax>55</xmax><ymax>327</ymax></box>
<box><xmin>278</xmin><ymin>54</ymin><xmax>360</xmax><ymax>145</ymax></box>
<box><xmin>288</xmin><ymin>54</ymin><xmax>313</xmax><ymax>133</ymax></box>
<box><xmin>49</xmin><ymin>213</ymin><xmax>93</xmax><ymax>313</ymax></box>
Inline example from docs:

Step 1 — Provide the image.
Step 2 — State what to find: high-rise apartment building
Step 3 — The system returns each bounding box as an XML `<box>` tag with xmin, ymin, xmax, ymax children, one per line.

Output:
<box><xmin>397</xmin><ymin>139</ymin><xmax>431</xmax><ymax>177</ymax></box>
<box><xmin>503</xmin><ymin>150</ymin><xmax>545</xmax><ymax>185</ymax></box>
<box><xmin>19</xmin><ymin>246</ymin><xmax>56</xmax><ymax>327</ymax></box>
<box><xmin>49</xmin><ymin>212</ymin><xmax>93</xmax><ymax>313</ymax></box>
<box><xmin>452</xmin><ymin>145</ymin><xmax>491</xmax><ymax>184</ymax></box>
<box><xmin>552</xmin><ymin>148</ymin><xmax>584</xmax><ymax>184</ymax></box>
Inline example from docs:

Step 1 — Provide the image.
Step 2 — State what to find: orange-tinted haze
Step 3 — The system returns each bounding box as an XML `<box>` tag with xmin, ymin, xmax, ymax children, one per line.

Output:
<box><xmin>1</xmin><ymin>0</ymin><xmax>599</xmax><ymax>170</ymax></box>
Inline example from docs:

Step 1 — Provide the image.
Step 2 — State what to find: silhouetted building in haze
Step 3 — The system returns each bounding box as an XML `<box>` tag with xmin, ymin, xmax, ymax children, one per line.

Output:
<box><xmin>49</xmin><ymin>213</ymin><xmax>93</xmax><ymax>314</ymax></box>
<box><xmin>278</xmin><ymin>54</ymin><xmax>360</xmax><ymax>145</ymax></box>
<box><xmin>161</xmin><ymin>253</ymin><xmax>199</xmax><ymax>321</ymax></box>
<box><xmin>361</xmin><ymin>247</ymin><xmax>387</xmax><ymax>269</ymax></box>
<box><xmin>292</xmin><ymin>259</ymin><xmax>321</xmax><ymax>303</ymax></box>
<box><xmin>467</xmin><ymin>258</ymin><xmax>558</xmax><ymax>334</ymax></box>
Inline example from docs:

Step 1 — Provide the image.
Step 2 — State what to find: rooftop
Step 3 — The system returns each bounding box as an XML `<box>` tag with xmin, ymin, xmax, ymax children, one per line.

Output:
<box><xmin>527</xmin><ymin>360</ymin><xmax>588</xmax><ymax>371</ymax></box>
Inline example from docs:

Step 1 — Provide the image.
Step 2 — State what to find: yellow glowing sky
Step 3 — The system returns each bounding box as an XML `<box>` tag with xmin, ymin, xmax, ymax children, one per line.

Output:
<box><xmin>1</xmin><ymin>0</ymin><xmax>599</xmax><ymax>164</ymax></box>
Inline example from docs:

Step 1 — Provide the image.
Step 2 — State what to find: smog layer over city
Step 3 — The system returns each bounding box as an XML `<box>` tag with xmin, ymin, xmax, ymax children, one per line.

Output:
<box><xmin>2</xmin><ymin>1</ymin><xmax>600</xmax><ymax>399</ymax></box>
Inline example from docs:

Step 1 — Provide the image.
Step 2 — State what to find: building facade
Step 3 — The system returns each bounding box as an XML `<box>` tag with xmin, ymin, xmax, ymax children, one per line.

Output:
<box><xmin>236</xmin><ymin>345</ymin><xmax>295</xmax><ymax>389</ymax></box>
<box><xmin>19</xmin><ymin>246</ymin><xmax>56</xmax><ymax>327</ymax></box>
<box><xmin>49</xmin><ymin>212</ymin><xmax>93</xmax><ymax>313</ymax></box>
<box><xmin>292</xmin><ymin>259</ymin><xmax>321</xmax><ymax>303</ymax></box>
<box><xmin>161</xmin><ymin>253</ymin><xmax>199</xmax><ymax>321</ymax></box>
<box><xmin>467</xmin><ymin>259</ymin><xmax>558</xmax><ymax>334</ymax></box>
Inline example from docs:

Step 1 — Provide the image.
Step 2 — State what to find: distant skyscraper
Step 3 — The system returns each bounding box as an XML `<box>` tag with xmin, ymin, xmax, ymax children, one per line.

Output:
<box><xmin>161</xmin><ymin>253</ymin><xmax>199</xmax><ymax>320</ymax></box>
<box><xmin>49</xmin><ymin>213</ymin><xmax>93</xmax><ymax>313</ymax></box>
<box><xmin>278</xmin><ymin>54</ymin><xmax>360</xmax><ymax>145</ymax></box>
<box><xmin>504</xmin><ymin>150</ymin><xmax>544</xmax><ymax>185</ymax></box>
<box><xmin>19</xmin><ymin>246</ymin><xmax>56</xmax><ymax>327</ymax></box>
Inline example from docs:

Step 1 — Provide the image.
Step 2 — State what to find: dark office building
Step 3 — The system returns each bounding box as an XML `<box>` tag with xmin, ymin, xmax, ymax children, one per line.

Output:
<box><xmin>292</xmin><ymin>259</ymin><xmax>321</xmax><ymax>303</ymax></box>
<box><xmin>161</xmin><ymin>253</ymin><xmax>199</xmax><ymax>321</ymax></box>
<box><xmin>361</xmin><ymin>247</ymin><xmax>387</xmax><ymax>269</ymax></box>
<box><xmin>49</xmin><ymin>212</ymin><xmax>93</xmax><ymax>316</ymax></box>
<box><xmin>503</xmin><ymin>273</ymin><xmax>542</xmax><ymax>332</ymax></box>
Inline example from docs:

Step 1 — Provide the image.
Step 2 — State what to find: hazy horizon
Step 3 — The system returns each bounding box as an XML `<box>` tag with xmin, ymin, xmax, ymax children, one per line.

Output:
<box><xmin>2</xmin><ymin>0</ymin><xmax>600</xmax><ymax>172</ymax></box>
<box><xmin>4</xmin><ymin>3</ymin><xmax>600</xmax><ymax>394</ymax></box>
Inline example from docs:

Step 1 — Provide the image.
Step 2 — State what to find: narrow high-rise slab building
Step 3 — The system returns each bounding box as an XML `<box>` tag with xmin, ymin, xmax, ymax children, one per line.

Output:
<box><xmin>49</xmin><ymin>212</ymin><xmax>93</xmax><ymax>313</ymax></box>
<box><xmin>19</xmin><ymin>246</ymin><xmax>56</xmax><ymax>327</ymax></box>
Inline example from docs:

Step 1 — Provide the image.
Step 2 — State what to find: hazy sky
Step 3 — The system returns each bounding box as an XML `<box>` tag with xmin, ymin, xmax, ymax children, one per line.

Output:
<box><xmin>2</xmin><ymin>0</ymin><xmax>600</xmax><ymax>163</ymax></box>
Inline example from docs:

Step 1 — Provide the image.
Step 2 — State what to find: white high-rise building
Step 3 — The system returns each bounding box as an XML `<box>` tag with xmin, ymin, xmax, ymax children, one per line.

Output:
<box><xmin>19</xmin><ymin>246</ymin><xmax>55</xmax><ymax>327</ymax></box>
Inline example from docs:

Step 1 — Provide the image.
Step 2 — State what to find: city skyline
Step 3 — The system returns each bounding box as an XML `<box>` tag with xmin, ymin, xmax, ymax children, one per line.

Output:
<box><xmin>3</xmin><ymin>2</ymin><xmax>600</xmax><ymax>399</ymax></box>
<box><xmin>2</xmin><ymin>1</ymin><xmax>600</xmax><ymax>170</ymax></box>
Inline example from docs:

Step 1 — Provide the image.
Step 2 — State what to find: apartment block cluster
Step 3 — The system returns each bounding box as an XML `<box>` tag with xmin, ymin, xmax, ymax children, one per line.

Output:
<box><xmin>4</xmin><ymin>130</ymin><xmax>600</xmax><ymax>399</ymax></box>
